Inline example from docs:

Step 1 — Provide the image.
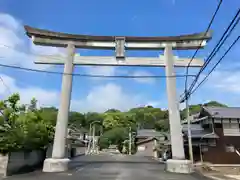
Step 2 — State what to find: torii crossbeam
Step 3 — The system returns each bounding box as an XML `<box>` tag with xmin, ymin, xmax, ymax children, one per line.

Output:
<box><xmin>35</xmin><ymin>55</ymin><xmax>204</xmax><ymax>67</ymax></box>
<box><xmin>24</xmin><ymin>25</ymin><xmax>212</xmax><ymax>174</ymax></box>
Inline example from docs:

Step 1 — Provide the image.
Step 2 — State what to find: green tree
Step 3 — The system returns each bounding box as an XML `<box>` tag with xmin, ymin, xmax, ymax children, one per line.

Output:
<box><xmin>85</xmin><ymin>112</ymin><xmax>104</xmax><ymax>127</ymax></box>
<box><xmin>38</xmin><ymin>107</ymin><xmax>58</xmax><ymax>126</ymax></box>
<box><xmin>180</xmin><ymin>101</ymin><xmax>228</xmax><ymax>120</ymax></box>
<box><xmin>0</xmin><ymin>94</ymin><xmax>55</xmax><ymax>153</ymax></box>
<box><xmin>129</xmin><ymin>106</ymin><xmax>168</xmax><ymax>130</ymax></box>
<box><xmin>69</xmin><ymin>111</ymin><xmax>86</xmax><ymax>129</ymax></box>
<box><xmin>103</xmin><ymin>112</ymin><xmax>132</xmax><ymax>129</ymax></box>
<box><xmin>28</xmin><ymin>98</ymin><xmax>37</xmax><ymax>112</ymax></box>
<box><xmin>155</xmin><ymin>119</ymin><xmax>169</xmax><ymax>132</ymax></box>
<box><xmin>204</xmin><ymin>101</ymin><xmax>227</xmax><ymax>107</ymax></box>
<box><xmin>105</xmin><ymin>109</ymin><xmax>121</xmax><ymax>113</ymax></box>
<box><xmin>98</xmin><ymin>127</ymin><xmax>128</xmax><ymax>151</ymax></box>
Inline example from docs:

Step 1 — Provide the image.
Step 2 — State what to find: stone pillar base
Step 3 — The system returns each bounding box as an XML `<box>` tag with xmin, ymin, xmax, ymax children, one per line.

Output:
<box><xmin>166</xmin><ymin>159</ymin><xmax>193</xmax><ymax>174</ymax></box>
<box><xmin>42</xmin><ymin>158</ymin><xmax>70</xmax><ymax>172</ymax></box>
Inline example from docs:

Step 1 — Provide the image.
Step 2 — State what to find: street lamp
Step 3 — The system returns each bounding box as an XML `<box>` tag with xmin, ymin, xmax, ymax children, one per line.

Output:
<box><xmin>87</xmin><ymin>120</ymin><xmax>102</xmax><ymax>154</ymax></box>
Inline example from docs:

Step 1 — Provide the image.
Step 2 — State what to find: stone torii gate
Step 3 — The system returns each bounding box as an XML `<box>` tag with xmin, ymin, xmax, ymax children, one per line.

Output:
<box><xmin>24</xmin><ymin>26</ymin><xmax>212</xmax><ymax>173</ymax></box>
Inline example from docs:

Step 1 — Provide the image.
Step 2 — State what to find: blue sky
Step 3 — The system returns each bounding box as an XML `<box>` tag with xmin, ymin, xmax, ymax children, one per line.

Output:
<box><xmin>0</xmin><ymin>0</ymin><xmax>240</xmax><ymax>112</ymax></box>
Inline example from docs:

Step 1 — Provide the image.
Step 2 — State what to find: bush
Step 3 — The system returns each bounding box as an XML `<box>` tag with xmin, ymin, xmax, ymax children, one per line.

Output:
<box><xmin>0</xmin><ymin>94</ymin><xmax>55</xmax><ymax>154</ymax></box>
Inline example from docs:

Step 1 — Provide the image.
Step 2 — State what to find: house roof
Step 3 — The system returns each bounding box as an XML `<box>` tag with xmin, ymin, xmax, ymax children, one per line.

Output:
<box><xmin>182</xmin><ymin>106</ymin><xmax>240</xmax><ymax>124</ymax></box>
<box><xmin>136</xmin><ymin>137</ymin><xmax>157</xmax><ymax>145</ymax></box>
<box><xmin>184</xmin><ymin>130</ymin><xmax>219</xmax><ymax>139</ymax></box>
<box><xmin>136</xmin><ymin>129</ymin><xmax>166</xmax><ymax>138</ymax></box>
<box><xmin>203</xmin><ymin>106</ymin><xmax>240</xmax><ymax>119</ymax></box>
<box><xmin>182</xmin><ymin>124</ymin><xmax>219</xmax><ymax>139</ymax></box>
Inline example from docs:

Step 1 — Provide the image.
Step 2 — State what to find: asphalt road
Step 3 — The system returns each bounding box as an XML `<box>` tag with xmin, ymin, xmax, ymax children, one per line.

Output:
<box><xmin>6</xmin><ymin>154</ymin><xmax>210</xmax><ymax>180</ymax></box>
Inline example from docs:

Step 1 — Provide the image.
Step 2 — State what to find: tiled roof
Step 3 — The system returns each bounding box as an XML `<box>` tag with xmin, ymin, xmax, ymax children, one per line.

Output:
<box><xmin>136</xmin><ymin>129</ymin><xmax>166</xmax><ymax>138</ymax></box>
<box><xmin>203</xmin><ymin>106</ymin><xmax>240</xmax><ymax>119</ymax></box>
<box><xmin>182</xmin><ymin>124</ymin><xmax>218</xmax><ymax>139</ymax></box>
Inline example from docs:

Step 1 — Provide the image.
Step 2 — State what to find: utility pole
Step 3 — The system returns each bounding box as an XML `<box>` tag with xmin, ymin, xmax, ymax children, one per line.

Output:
<box><xmin>129</xmin><ymin>126</ymin><xmax>132</xmax><ymax>155</ymax></box>
<box><xmin>92</xmin><ymin>124</ymin><xmax>96</xmax><ymax>154</ymax></box>
<box><xmin>186</xmin><ymin>93</ymin><xmax>193</xmax><ymax>163</ymax></box>
<box><xmin>86</xmin><ymin>124</ymin><xmax>92</xmax><ymax>154</ymax></box>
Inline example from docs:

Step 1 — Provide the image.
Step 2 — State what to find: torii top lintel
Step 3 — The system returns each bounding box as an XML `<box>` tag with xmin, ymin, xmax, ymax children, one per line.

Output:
<box><xmin>24</xmin><ymin>25</ymin><xmax>212</xmax><ymax>50</ymax></box>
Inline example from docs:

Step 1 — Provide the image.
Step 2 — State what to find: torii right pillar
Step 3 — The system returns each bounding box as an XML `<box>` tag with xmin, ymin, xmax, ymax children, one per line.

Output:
<box><xmin>164</xmin><ymin>44</ymin><xmax>193</xmax><ymax>174</ymax></box>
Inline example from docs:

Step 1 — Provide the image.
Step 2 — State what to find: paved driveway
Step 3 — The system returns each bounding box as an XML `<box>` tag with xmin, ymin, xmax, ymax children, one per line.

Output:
<box><xmin>6</xmin><ymin>154</ymin><xmax>210</xmax><ymax>180</ymax></box>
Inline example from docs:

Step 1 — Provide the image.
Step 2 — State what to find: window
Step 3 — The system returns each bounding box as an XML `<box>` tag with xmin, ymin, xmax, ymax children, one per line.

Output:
<box><xmin>225</xmin><ymin>145</ymin><xmax>235</xmax><ymax>152</ymax></box>
<box><xmin>223</xmin><ymin>122</ymin><xmax>240</xmax><ymax>136</ymax></box>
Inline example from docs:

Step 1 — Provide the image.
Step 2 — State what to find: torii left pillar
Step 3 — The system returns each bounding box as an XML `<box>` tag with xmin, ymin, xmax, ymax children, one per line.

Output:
<box><xmin>43</xmin><ymin>43</ymin><xmax>75</xmax><ymax>172</ymax></box>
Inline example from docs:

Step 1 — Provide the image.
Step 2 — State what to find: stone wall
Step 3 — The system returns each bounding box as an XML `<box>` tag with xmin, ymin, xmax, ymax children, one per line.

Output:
<box><xmin>0</xmin><ymin>150</ymin><xmax>46</xmax><ymax>177</ymax></box>
<box><xmin>0</xmin><ymin>146</ymin><xmax>86</xmax><ymax>177</ymax></box>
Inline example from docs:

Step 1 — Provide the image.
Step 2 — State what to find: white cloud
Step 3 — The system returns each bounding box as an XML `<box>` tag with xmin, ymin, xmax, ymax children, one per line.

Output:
<box><xmin>0</xmin><ymin>73</ymin><xmax>150</xmax><ymax>113</ymax></box>
<box><xmin>145</xmin><ymin>101</ymin><xmax>161</xmax><ymax>107</ymax></box>
<box><xmin>131</xmin><ymin>70</ymin><xmax>155</xmax><ymax>84</ymax></box>
<box><xmin>0</xmin><ymin>13</ymin><xmax>63</xmax><ymax>70</ymax></box>
<box><xmin>83</xmin><ymin>66</ymin><xmax>116</xmax><ymax>81</ymax></box>
<box><xmin>0</xmin><ymin>14</ymin><xmax>20</xmax><ymax>30</ymax></box>
<box><xmin>0</xmin><ymin>13</ymin><xmax>161</xmax><ymax>113</ymax></box>
<box><xmin>0</xmin><ymin>74</ymin><xmax>59</xmax><ymax>107</ymax></box>
<box><xmin>84</xmin><ymin>66</ymin><xmax>115</xmax><ymax>76</ymax></box>
<box><xmin>71</xmin><ymin>83</ymin><xmax>142</xmax><ymax>112</ymax></box>
<box><xmin>207</xmin><ymin>70</ymin><xmax>240</xmax><ymax>94</ymax></box>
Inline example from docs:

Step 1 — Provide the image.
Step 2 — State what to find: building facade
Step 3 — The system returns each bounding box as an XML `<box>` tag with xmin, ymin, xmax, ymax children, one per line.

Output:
<box><xmin>135</xmin><ymin>129</ymin><xmax>167</xmax><ymax>157</ymax></box>
<box><xmin>183</xmin><ymin>106</ymin><xmax>240</xmax><ymax>164</ymax></box>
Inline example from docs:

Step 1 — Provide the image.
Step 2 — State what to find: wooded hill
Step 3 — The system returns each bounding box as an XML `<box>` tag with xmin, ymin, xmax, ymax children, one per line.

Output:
<box><xmin>0</xmin><ymin>93</ymin><xmax>228</xmax><ymax>153</ymax></box>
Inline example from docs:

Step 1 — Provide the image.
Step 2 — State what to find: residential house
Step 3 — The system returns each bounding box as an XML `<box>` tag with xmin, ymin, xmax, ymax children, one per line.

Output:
<box><xmin>182</xmin><ymin>106</ymin><xmax>240</xmax><ymax>164</ymax></box>
<box><xmin>135</xmin><ymin>129</ymin><xmax>168</xmax><ymax>157</ymax></box>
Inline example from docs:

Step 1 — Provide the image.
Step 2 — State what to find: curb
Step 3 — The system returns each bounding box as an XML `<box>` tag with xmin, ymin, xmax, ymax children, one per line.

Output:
<box><xmin>192</xmin><ymin>169</ymin><xmax>238</xmax><ymax>180</ymax></box>
<box><xmin>192</xmin><ymin>171</ymin><xmax>216</xmax><ymax>180</ymax></box>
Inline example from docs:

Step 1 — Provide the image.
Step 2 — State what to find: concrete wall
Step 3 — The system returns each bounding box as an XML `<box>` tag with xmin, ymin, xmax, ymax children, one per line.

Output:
<box><xmin>0</xmin><ymin>145</ymin><xmax>86</xmax><ymax>177</ymax></box>
<box><xmin>136</xmin><ymin>141</ymin><xmax>154</xmax><ymax>157</ymax></box>
<box><xmin>0</xmin><ymin>154</ymin><xmax>8</xmax><ymax>177</ymax></box>
<box><xmin>72</xmin><ymin>147</ymin><xmax>86</xmax><ymax>156</ymax></box>
<box><xmin>46</xmin><ymin>144</ymin><xmax>86</xmax><ymax>158</ymax></box>
<box><xmin>0</xmin><ymin>150</ymin><xmax>46</xmax><ymax>177</ymax></box>
<box><xmin>7</xmin><ymin>150</ymin><xmax>46</xmax><ymax>176</ymax></box>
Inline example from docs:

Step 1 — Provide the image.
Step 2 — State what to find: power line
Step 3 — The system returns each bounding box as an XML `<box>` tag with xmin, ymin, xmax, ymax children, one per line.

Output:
<box><xmin>186</xmin><ymin>8</ymin><xmax>240</xmax><ymax>96</ymax></box>
<box><xmin>187</xmin><ymin>36</ymin><xmax>240</xmax><ymax>97</ymax></box>
<box><xmin>0</xmin><ymin>44</ymin><xmax>196</xmax><ymax>79</ymax></box>
<box><xmin>0</xmin><ymin>76</ymin><xmax>12</xmax><ymax>95</ymax></box>
<box><xmin>184</xmin><ymin>0</ymin><xmax>223</xmax><ymax>98</ymax></box>
<box><xmin>181</xmin><ymin>8</ymin><xmax>240</xmax><ymax>102</ymax></box>
<box><xmin>0</xmin><ymin>58</ymin><xmax>195</xmax><ymax>79</ymax></box>
<box><xmin>199</xmin><ymin>9</ymin><xmax>240</xmax><ymax>73</ymax></box>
